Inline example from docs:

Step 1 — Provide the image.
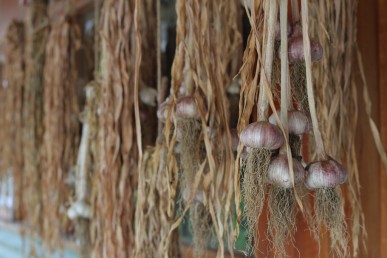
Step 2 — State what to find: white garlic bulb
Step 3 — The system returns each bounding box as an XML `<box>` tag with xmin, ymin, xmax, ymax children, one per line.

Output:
<box><xmin>267</xmin><ymin>155</ymin><xmax>306</xmax><ymax>188</ymax></box>
<box><xmin>269</xmin><ymin>110</ymin><xmax>311</xmax><ymax>135</ymax></box>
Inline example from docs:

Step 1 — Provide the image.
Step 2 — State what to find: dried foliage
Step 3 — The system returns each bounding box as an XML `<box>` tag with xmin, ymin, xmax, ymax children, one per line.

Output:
<box><xmin>92</xmin><ymin>0</ymin><xmax>141</xmax><ymax>257</ymax></box>
<box><xmin>134</xmin><ymin>145</ymin><xmax>180</xmax><ymax>257</ymax></box>
<box><xmin>310</xmin><ymin>0</ymin><xmax>366</xmax><ymax>256</ymax></box>
<box><xmin>236</xmin><ymin>1</ymin><xmax>282</xmax><ymax>253</ymax></box>
<box><xmin>22</xmin><ymin>1</ymin><xmax>50</xmax><ymax>254</ymax></box>
<box><xmin>3</xmin><ymin>21</ymin><xmax>25</xmax><ymax>221</ymax></box>
<box><xmin>161</xmin><ymin>0</ymin><xmax>242</xmax><ymax>256</ymax></box>
<box><xmin>41</xmin><ymin>17</ymin><xmax>81</xmax><ymax>252</ymax></box>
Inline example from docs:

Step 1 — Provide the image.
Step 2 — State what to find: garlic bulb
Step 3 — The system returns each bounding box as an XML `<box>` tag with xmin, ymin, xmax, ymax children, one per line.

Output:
<box><xmin>227</xmin><ymin>80</ymin><xmax>241</xmax><ymax>95</ymax></box>
<box><xmin>279</xmin><ymin>36</ymin><xmax>323</xmax><ymax>63</ymax></box>
<box><xmin>269</xmin><ymin>110</ymin><xmax>311</xmax><ymax>135</ymax></box>
<box><xmin>157</xmin><ymin>98</ymin><xmax>170</xmax><ymax>123</ymax></box>
<box><xmin>305</xmin><ymin>157</ymin><xmax>347</xmax><ymax>189</ymax></box>
<box><xmin>175</xmin><ymin>96</ymin><xmax>200</xmax><ymax>119</ymax></box>
<box><xmin>67</xmin><ymin>200</ymin><xmax>91</xmax><ymax>220</ymax></box>
<box><xmin>240</xmin><ymin>122</ymin><xmax>284</xmax><ymax>150</ymax></box>
<box><xmin>140</xmin><ymin>86</ymin><xmax>158</xmax><ymax>107</ymax></box>
<box><xmin>267</xmin><ymin>155</ymin><xmax>306</xmax><ymax>188</ymax></box>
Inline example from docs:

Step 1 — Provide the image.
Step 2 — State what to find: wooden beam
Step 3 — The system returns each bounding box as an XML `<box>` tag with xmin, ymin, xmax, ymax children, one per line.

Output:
<box><xmin>378</xmin><ymin>0</ymin><xmax>387</xmax><ymax>256</ymax></box>
<box><xmin>357</xmin><ymin>0</ymin><xmax>381</xmax><ymax>257</ymax></box>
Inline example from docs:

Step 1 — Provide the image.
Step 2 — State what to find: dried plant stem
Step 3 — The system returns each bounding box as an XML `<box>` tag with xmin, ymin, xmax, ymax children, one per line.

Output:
<box><xmin>257</xmin><ymin>0</ymin><xmax>278</xmax><ymax>121</ymax></box>
<box><xmin>300</xmin><ymin>0</ymin><xmax>327</xmax><ymax>160</ymax></box>
<box><xmin>280</xmin><ymin>0</ymin><xmax>289</xmax><ymax>130</ymax></box>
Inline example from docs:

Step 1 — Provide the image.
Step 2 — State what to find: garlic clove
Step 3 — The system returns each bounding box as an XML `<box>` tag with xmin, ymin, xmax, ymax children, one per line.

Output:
<box><xmin>267</xmin><ymin>155</ymin><xmax>306</xmax><ymax>188</ymax></box>
<box><xmin>269</xmin><ymin>110</ymin><xmax>311</xmax><ymax>135</ymax></box>
<box><xmin>240</xmin><ymin>122</ymin><xmax>284</xmax><ymax>150</ymax></box>
<box><xmin>140</xmin><ymin>86</ymin><xmax>158</xmax><ymax>107</ymax></box>
<box><xmin>305</xmin><ymin>157</ymin><xmax>347</xmax><ymax>189</ymax></box>
<box><xmin>280</xmin><ymin>36</ymin><xmax>323</xmax><ymax>63</ymax></box>
<box><xmin>175</xmin><ymin>96</ymin><xmax>200</xmax><ymax>119</ymax></box>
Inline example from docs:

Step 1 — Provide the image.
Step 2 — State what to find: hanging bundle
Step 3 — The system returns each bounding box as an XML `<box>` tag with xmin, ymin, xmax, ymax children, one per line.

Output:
<box><xmin>41</xmin><ymin>17</ymin><xmax>81</xmax><ymax>252</ymax></box>
<box><xmin>22</xmin><ymin>0</ymin><xmax>50</xmax><ymax>253</ymax></box>
<box><xmin>310</xmin><ymin>0</ymin><xmax>366</xmax><ymax>256</ymax></box>
<box><xmin>237</xmin><ymin>0</ymin><xmax>283</xmax><ymax>252</ymax></box>
<box><xmin>3</xmin><ymin>21</ymin><xmax>25</xmax><ymax>221</ymax></box>
<box><xmin>93</xmin><ymin>0</ymin><xmax>142</xmax><ymax>257</ymax></box>
<box><xmin>158</xmin><ymin>0</ymin><xmax>241</xmax><ymax>257</ymax></box>
<box><xmin>236</xmin><ymin>0</ymin><xmax>350</xmax><ymax>256</ymax></box>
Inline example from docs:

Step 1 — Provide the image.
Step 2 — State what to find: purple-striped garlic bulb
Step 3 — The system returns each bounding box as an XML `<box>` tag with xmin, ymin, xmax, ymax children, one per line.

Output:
<box><xmin>279</xmin><ymin>36</ymin><xmax>323</xmax><ymax>63</ymax></box>
<box><xmin>267</xmin><ymin>155</ymin><xmax>306</xmax><ymax>188</ymax></box>
<box><xmin>269</xmin><ymin>110</ymin><xmax>311</xmax><ymax>135</ymax></box>
<box><xmin>175</xmin><ymin>96</ymin><xmax>200</xmax><ymax>119</ymax></box>
<box><xmin>305</xmin><ymin>157</ymin><xmax>347</xmax><ymax>189</ymax></box>
<box><xmin>240</xmin><ymin>122</ymin><xmax>284</xmax><ymax>150</ymax></box>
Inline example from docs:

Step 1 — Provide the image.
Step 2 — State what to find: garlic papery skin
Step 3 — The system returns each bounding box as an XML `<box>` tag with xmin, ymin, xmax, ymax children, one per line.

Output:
<box><xmin>269</xmin><ymin>110</ymin><xmax>311</xmax><ymax>135</ymax></box>
<box><xmin>140</xmin><ymin>86</ymin><xmax>158</xmax><ymax>107</ymax></box>
<box><xmin>267</xmin><ymin>155</ymin><xmax>306</xmax><ymax>188</ymax></box>
<box><xmin>67</xmin><ymin>200</ymin><xmax>91</xmax><ymax>220</ymax></box>
<box><xmin>175</xmin><ymin>96</ymin><xmax>200</xmax><ymax>119</ymax></box>
<box><xmin>305</xmin><ymin>157</ymin><xmax>348</xmax><ymax>189</ymax></box>
<box><xmin>157</xmin><ymin>98</ymin><xmax>170</xmax><ymax>123</ymax></box>
<box><xmin>279</xmin><ymin>36</ymin><xmax>323</xmax><ymax>63</ymax></box>
<box><xmin>240</xmin><ymin>122</ymin><xmax>284</xmax><ymax>150</ymax></box>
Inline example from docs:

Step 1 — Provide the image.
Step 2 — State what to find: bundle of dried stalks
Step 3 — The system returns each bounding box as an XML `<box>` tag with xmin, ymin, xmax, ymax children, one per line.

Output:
<box><xmin>236</xmin><ymin>0</ymin><xmax>281</xmax><ymax>253</ymax></box>
<box><xmin>134</xmin><ymin>145</ymin><xmax>180</xmax><ymax>258</ymax></box>
<box><xmin>22</xmin><ymin>0</ymin><xmax>49</xmax><ymax>253</ymax></box>
<box><xmin>310</xmin><ymin>0</ymin><xmax>366</xmax><ymax>256</ymax></box>
<box><xmin>3</xmin><ymin>21</ymin><xmax>25</xmax><ymax>221</ymax></box>
<box><xmin>41</xmin><ymin>17</ymin><xmax>81</xmax><ymax>252</ymax></box>
<box><xmin>93</xmin><ymin>0</ymin><xmax>141</xmax><ymax>257</ymax></box>
<box><xmin>161</xmin><ymin>0</ymin><xmax>241</xmax><ymax>257</ymax></box>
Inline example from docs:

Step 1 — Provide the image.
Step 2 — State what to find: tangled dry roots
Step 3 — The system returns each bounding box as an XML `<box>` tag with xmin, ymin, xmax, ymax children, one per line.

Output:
<box><xmin>242</xmin><ymin>148</ymin><xmax>272</xmax><ymax>252</ymax></box>
<box><xmin>315</xmin><ymin>187</ymin><xmax>349</xmax><ymax>257</ymax></box>
<box><xmin>179</xmin><ymin>118</ymin><xmax>201</xmax><ymax>194</ymax></box>
<box><xmin>290</xmin><ymin>63</ymin><xmax>309</xmax><ymax>113</ymax></box>
<box><xmin>191</xmin><ymin>202</ymin><xmax>212</xmax><ymax>258</ymax></box>
<box><xmin>267</xmin><ymin>186</ymin><xmax>296</xmax><ymax>258</ymax></box>
<box><xmin>289</xmin><ymin>134</ymin><xmax>302</xmax><ymax>160</ymax></box>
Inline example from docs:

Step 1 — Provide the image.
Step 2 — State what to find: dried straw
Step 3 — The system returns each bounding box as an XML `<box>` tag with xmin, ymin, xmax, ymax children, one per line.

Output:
<box><xmin>3</xmin><ymin>21</ymin><xmax>25</xmax><ymax>221</ymax></box>
<box><xmin>22</xmin><ymin>0</ymin><xmax>49</xmax><ymax>255</ymax></box>
<box><xmin>93</xmin><ymin>0</ymin><xmax>142</xmax><ymax>257</ymax></box>
<box><xmin>163</xmin><ymin>0</ymin><xmax>240</xmax><ymax>257</ymax></box>
<box><xmin>41</xmin><ymin>17</ymin><xmax>81</xmax><ymax>252</ymax></box>
<box><xmin>310</xmin><ymin>0</ymin><xmax>366</xmax><ymax>256</ymax></box>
